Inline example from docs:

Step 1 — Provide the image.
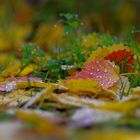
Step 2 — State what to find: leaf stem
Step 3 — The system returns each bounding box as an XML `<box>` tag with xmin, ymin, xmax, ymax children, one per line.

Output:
<box><xmin>121</xmin><ymin>73</ymin><xmax>140</xmax><ymax>76</ymax></box>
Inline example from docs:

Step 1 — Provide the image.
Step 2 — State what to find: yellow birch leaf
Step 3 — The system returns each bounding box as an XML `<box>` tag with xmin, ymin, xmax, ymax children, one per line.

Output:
<box><xmin>1</xmin><ymin>63</ymin><xmax>21</xmax><ymax>78</ymax></box>
<box><xmin>64</xmin><ymin>79</ymin><xmax>102</xmax><ymax>94</ymax></box>
<box><xmin>16</xmin><ymin>81</ymin><xmax>48</xmax><ymax>89</ymax></box>
<box><xmin>18</xmin><ymin>64</ymin><xmax>35</xmax><ymax>76</ymax></box>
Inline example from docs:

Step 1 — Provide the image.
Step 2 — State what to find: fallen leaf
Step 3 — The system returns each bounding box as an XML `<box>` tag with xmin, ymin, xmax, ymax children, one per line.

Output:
<box><xmin>70</xmin><ymin>108</ymin><xmax>121</xmax><ymax>128</ymax></box>
<box><xmin>66</xmin><ymin>59</ymin><xmax>119</xmax><ymax>90</ymax></box>
<box><xmin>64</xmin><ymin>78</ymin><xmax>102</xmax><ymax>94</ymax></box>
<box><xmin>16</xmin><ymin>109</ymin><xmax>66</xmax><ymax>137</ymax></box>
<box><xmin>87</xmin><ymin>44</ymin><xmax>129</xmax><ymax>63</ymax></box>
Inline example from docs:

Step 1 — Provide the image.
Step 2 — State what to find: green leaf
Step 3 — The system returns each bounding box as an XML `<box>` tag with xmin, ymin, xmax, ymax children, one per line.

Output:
<box><xmin>69</xmin><ymin>21</ymin><xmax>79</xmax><ymax>29</ymax></box>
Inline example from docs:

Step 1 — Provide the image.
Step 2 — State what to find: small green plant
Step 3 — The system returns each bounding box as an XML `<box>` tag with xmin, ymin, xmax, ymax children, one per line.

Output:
<box><xmin>20</xmin><ymin>43</ymin><xmax>46</xmax><ymax>68</ymax></box>
<box><xmin>59</xmin><ymin>13</ymin><xmax>86</xmax><ymax>66</ymax></box>
<box><xmin>97</xmin><ymin>33</ymin><xmax>120</xmax><ymax>47</ymax></box>
<box><xmin>59</xmin><ymin>13</ymin><xmax>79</xmax><ymax>34</ymax></box>
<box><xmin>124</xmin><ymin>29</ymin><xmax>140</xmax><ymax>88</ymax></box>
<box><xmin>20</xmin><ymin>44</ymin><xmax>48</xmax><ymax>80</ymax></box>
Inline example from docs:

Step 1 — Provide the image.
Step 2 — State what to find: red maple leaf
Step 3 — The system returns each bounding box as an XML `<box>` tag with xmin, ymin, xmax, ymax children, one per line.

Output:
<box><xmin>105</xmin><ymin>49</ymin><xmax>134</xmax><ymax>72</ymax></box>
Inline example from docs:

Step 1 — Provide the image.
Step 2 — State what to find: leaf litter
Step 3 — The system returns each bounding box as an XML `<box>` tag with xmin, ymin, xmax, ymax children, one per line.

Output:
<box><xmin>0</xmin><ymin>29</ymin><xmax>140</xmax><ymax>140</ymax></box>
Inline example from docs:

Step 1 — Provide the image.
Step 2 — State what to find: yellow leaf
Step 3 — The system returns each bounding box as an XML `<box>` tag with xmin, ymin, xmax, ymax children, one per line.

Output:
<box><xmin>76</xmin><ymin>130</ymin><xmax>140</xmax><ymax>140</ymax></box>
<box><xmin>131</xmin><ymin>87</ymin><xmax>140</xmax><ymax>95</ymax></box>
<box><xmin>64</xmin><ymin>79</ymin><xmax>102</xmax><ymax>94</ymax></box>
<box><xmin>1</xmin><ymin>63</ymin><xmax>21</xmax><ymax>78</ymax></box>
<box><xmin>0</xmin><ymin>54</ymin><xmax>18</xmax><ymax>65</ymax></box>
<box><xmin>96</xmin><ymin>98</ymin><xmax>139</xmax><ymax>113</ymax></box>
<box><xmin>16</xmin><ymin>81</ymin><xmax>48</xmax><ymax>89</ymax></box>
<box><xmin>97</xmin><ymin>89</ymin><xmax>119</xmax><ymax>101</ymax></box>
<box><xmin>18</xmin><ymin>64</ymin><xmax>35</xmax><ymax>76</ymax></box>
<box><xmin>81</xmin><ymin>33</ymin><xmax>101</xmax><ymax>48</ymax></box>
<box><xmin>87</xmin><ymin>43</ymin><xmax>129</xmax><ymax>63</ymax></box>
<box><xmin>53</xmin><ymin>94</ymin><xmax>139</xmax><ymax>114</ymax></box>
<box><xmin>16</xmin><ymin>109</ymin><xmax>65</xmax><ymax>136</ymax></box>
<box><xmin>24</xmin><ymin>84</ymin><xmax>58</xmax><ymax>108</ymax></box>
<box><xmin>34</xmin><ymin>24</ymin><xmax>64</xmax><ymax>47</ymax></box>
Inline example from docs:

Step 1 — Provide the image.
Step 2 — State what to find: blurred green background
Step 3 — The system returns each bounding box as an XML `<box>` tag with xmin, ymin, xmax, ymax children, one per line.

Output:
<box><xmin>0</xmin><ymin>0</ymin><xmax>139</xmax><ymax>52</ymax></box>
